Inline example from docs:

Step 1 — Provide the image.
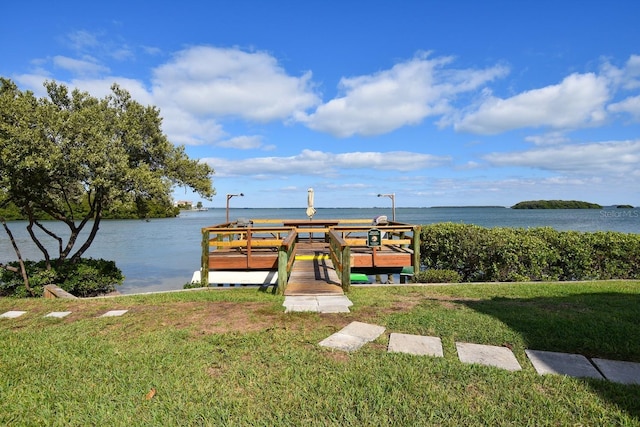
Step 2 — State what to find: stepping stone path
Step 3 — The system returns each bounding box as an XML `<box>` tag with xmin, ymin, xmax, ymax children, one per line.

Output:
<box><xmin>283</xmin><ymin>295</ymin><xmax>352</xmax><ymax>313</ymax></box>
<box><xmin>319</xmin><ymin>321</ymin><xmax>385</xmax><ymax>351</ymax></box>
<box><xmin>319</xmin><ymin>321</ymin><xmax>640</xmax><ymax>385</ymax></box>
<box><xmin>592</xmin><ymin>358</ymin><xmax>640</xmax><ymax>385</ymax></box>
<box><xmin>526</xmin><ymin>349</ymin><xmax>603</xmax><ymax>379</ymax></box>
<box><xmin>4</xmin><ymin>308</ymin><xmax>639</xmax><ymax>385</ymax></box>
<box><xmin>0</xmin><ymin>311</ymin><xmax>27</xmax><ymax>319</ymax></box>
<box><xmin>45</xmin><ymin>311</ymin><xmax>72</xmax><ymax>318</ymax></box>
<box><xmin>100</xmin><ymin>310</ymin><xmax>129</xmax><ymax>317</ymax></box>
<box><xmin>388</xmin><ymin>333</ymin><xmax>443</xmax><ymax>357</ymax></box>
<box><xmin>457</xmin><ymin>342</ymin><xmax>522</xmax><ymax>371</ymax></box>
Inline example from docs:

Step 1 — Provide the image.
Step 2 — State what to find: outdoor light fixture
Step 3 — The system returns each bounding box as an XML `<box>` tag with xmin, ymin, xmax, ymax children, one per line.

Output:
<box><xmin>226</xmin><ymin>193</ymin><xmax>244</xmax><ymax>223</ymax></box>
<box><xmin>377</xmin><ymin>193</ymin><xmax>396</xmax><ymax>221</ymax></box>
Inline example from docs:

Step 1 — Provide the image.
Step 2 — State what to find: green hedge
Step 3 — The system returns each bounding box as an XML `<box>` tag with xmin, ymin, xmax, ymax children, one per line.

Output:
<box><xmin>412</xmin><ymin>269</ymin><xmax>461</xmax><ymax>283</ymax></box>
<box><xmin>0</xmin><ymin>258</ymin><xmax>123</xmax><ymax>297</ymax></box>
<box><xmin>420</xmin><ymin>223</ymin><xmax>640</xmax><ymax>282</ymax></box>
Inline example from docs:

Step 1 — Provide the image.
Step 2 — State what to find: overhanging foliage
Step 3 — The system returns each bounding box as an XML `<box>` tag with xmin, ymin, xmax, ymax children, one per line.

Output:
<box><xmin>0</xmin><ymin>78</ymin><xmax>215</xmax><ymax>293</ymax></box>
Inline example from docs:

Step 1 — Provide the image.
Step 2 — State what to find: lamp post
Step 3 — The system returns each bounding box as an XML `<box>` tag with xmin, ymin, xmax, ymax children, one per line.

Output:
<box><xmin>377</xmin><ymin>193</ymin><xmax>395</xmax><ymax>221</ymax></box>
<box><xmin>226</xmin><ymin>193</ymin><xmax>244</xmax><ymax>223</ymax></box>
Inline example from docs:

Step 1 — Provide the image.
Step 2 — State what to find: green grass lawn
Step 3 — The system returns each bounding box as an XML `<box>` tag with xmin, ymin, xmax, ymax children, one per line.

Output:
<box><xmin>1</xmin><ymin>281</ymin><xmax>639</xmax><ymax>426</ymax></box>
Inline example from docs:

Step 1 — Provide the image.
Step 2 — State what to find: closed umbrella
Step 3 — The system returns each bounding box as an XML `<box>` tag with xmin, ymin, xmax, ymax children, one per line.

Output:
<box><xmin>306</xmin><ymin>188</ymin><xmax>316</xmax><ymax>219</ymax></box>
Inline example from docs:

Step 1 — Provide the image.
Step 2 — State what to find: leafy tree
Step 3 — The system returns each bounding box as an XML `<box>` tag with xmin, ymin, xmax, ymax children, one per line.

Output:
<box><xmin>0</xmin><ymin>78</ymin><xmax>214</xmax><ymax>293</ymax></box>
<box><xmin>511</xmin><ymin>200</ymin><xmax>602</xmax><ymax>209</ymax></box>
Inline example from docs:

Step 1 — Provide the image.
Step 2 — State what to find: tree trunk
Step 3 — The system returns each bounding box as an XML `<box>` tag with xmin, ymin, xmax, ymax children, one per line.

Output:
<box><xmin>70</xmin><ymin>202</ymin><xmax>103</xmax><ymax>263</ymax></box>
<box><xmin>1</xmin><ymin>219</ymin><xmax>34</xmax><ymax>296</ymax></box>
<box><xmin>27</xmin><ymin>219</ymin><xmax>53</xmax><ymax>268</ymax></box>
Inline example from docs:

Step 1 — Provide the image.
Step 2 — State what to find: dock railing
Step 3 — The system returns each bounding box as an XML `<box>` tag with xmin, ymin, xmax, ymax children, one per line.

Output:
<box><xmin>277</xmin><ymin>230</ymin><xmax>297</xmax><ymax>294</ymax></box>
<box><xmin>329</xmin><ymin>226</ymin><xmax>420</xmax><ymax>289</ymax></box>
<box><xmin>201</xmin><ymin>222</ymin><xmax>296</xmax><ymax>288</ymax></box>
<box><xmin>331</xmin><ymin>224</ymin><xmax>420</xmax><ymax>269</ymax></box>
<box><xmin>201</xmin><ymin>219</ymin><xmax>420</xmax><ymax>292</ymax></box>
<box><xmin>328</xmin><ymin>229</ymin><xmax>351</xmax><ymax>292</ymax></box>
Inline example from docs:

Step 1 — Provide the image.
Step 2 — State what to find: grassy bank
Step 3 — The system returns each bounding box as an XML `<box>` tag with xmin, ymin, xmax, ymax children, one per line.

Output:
<box><xmin>1</xmin><ymin>281</ymin><xmax>639</xmax><ymax>426</ymax></box>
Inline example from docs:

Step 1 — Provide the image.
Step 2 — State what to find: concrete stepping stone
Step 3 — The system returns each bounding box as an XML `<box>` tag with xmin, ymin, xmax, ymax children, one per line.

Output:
<box><xmin>388</xmin><ymin>333</ymin><xmax>443</xmax><ymax>357</ymax></box>
<box><xmin>317</xmin><ymin>295</ymin><xmax>353</xmax><ymax>307</ymax></box>
<box><xmin>319</xmin><ymin>321</ymin><xmax>385</xmax><ymax>352</ymax></box>
<box><xmin>45</xmin><ymin>311</ymin><xmax>72</xmax><ymax>318</ymax></box>
<box><xmin>316</xmin><ymin>295</ymin><xmax>352</xmax><ymax>313</ymax></box>
<box><xmin>283</xmin><ymin>296</ymin><xmax>317</xmax><ymax>312</ymax></box>
<box><xmin>100</xmin><ymin>310</ymin><xmax>128</xmax><ymax>317</ymax></box>
<box><xmin>456</xmin><ymin>342</ymin><xmax>522</xmax><ymax>371</ymax></box>
<box><xmin>592</xmin><ymin>358</ymin><xmax>640</xmax><ymax>385</ymax></box>
<box><xmin>1</xmin><ymin>311</ymin><xmax>27</xmax><ymax>319</ymax></box>
<box><xmin>283</xmin><ymin>296</ymin><xmax>352</xmax><ymax>313</ymax></box>
<box><xmin>525</xmin><ymin>350</ymin><xmax>603</xmax><ymax>379</ymax></box>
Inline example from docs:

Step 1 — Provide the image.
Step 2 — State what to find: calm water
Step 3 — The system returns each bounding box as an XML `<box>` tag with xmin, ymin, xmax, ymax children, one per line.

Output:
<box><xmin>2</xmin><ymin>207</ymin><xmax>639</xmax><ymax>294</ymax></box>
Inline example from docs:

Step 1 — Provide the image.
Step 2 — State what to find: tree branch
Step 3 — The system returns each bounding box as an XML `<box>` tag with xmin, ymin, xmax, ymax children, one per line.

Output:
<box><xmin>1</xmin><ymin>218</ymin><xmax>33</xmax><ymax>295</ymax></box>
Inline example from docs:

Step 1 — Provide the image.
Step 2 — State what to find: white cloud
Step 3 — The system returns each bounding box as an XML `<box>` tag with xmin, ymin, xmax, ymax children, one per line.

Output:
<box><xmin>454</xmin><ymin>73</ymin><xmax>610</xmax><ymax>134</ymax></box>
<box><xmin>412</xmin><ymin>174</ymin><xmax>619</xmax><ymax>207</ymax></box>
<box><xmin>53</xmin><ymin>55</ymin><xmax>110</xmax><ymax>76</ymax></box>
<box><xmin>608</xmin><ymin>95</ymin><xmax>640</xmax><ymax>120</ymax></box>
<box><xmin>299</xmin><ymin>52</ymin><xmax>508</xmax><ymax>137</ymax></box>
<box><xmin>203</xmin><ymin>149</ymin><xmax>450</xmax><ymax>177</ymax></box>
<box><xmin>602</xmin><ymin>54</ymin><xmax>640</xmax><ymax>91</ymax></box>
<box><xmin>69</xmin><ymin>77</ymin><xmax>153</xmax><ymax>102</ymax></box>
<box><xmin>217</xmin><ymin>135</ymin><xmax>265</xmax><ymax>150</ymax></box>
<box><xmin>623</xmin><ymin>54</ymin><xmax>640</xmax><ymax>89</ymax></box>
<box><xmin>111</xmin><ymin>46</ymin><xmax>135</xmax><ymax>61</ymax></box>
<box><xmin>142</xmin><ymin>46</ymin><xmax>162</xmax><ymax>56</ymax></box>
<box><xmin>62</xmin><ymin>29</ymin><xmax>136</xmax><ymax>65</ymax></box>
<box><xmin>524</xmin><ymin>131</ymin><xmax>570</xmax><ymax>146</ymax></box>
<box><xmin>333</xmin><ymin>151</ymin><xmax>449</xmax><ymax>171</ymax></box>
<box><xmin>16</xmin><ymin>39</ymin><xmax>640</xmax><ymax>162</ymax></box>
<box><xmin>325</xmin><ymin>182</ymin><xmax>370</xmax><ymax>190</ymax></box>
<box><xmin>14</xmin><ymin>73</ymin><xmax>52</xmax><ymax>96</ymax></box>
<box><xmin>151</xmin><ymin>46</ymin><xmax>320</xmax><ymax>122</ymax></box>
<box><xmin>18</xmin><ymin>45</ymin><xmax>322</xmax><ymax>146</ymax></box>
<box><xmin>158</xmin><ymin>105</ymin><xmax>225</xmax><ymax>146</ymax></box>
<box><xmin>456</xmin><ymin>161</ymin><xmax>482</xmax><ymax>170</ymax></box>
<box><xmin>65</xmin><ymin>30</ymin><xmax>100</xmax><ymax>51</ymax></box>
<box><xmin>483</xmin><ymin>140</ymin><xmax>640</xmax><ymax>175</ymax></box>
<box><xmin>13</xmin><ymin>73</ymin><xmax>154</xmax><ymax>107</ymax></box>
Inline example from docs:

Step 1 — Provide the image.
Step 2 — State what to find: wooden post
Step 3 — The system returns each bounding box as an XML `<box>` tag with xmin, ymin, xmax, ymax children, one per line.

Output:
<box><xmin>277</xmin><ymin>246</ymin><xmax>288</xmax><ymax>295</ymax></box>
<box><xmin>372</xmin><ymin>246</ymin><xmax>378</xmax><ymax>267</ymax></box>
<box><xmin>341</xmin><ymin>245</ymin><xmax>351</xmax><ymax>292</ymax></box>
<box><xmin>412</xmin><ymin>225</ymin><xmax>420</xmax><ymax>272</ymax></box>
<box><xmin>201</xmin><ymin>229</ymin><xmax>210</xmax><ymax>286</ymax></box>
<box><xmin>246</xmin><ymin>229</ymin><xmax>252</xmax><ymax>269</ymax></box>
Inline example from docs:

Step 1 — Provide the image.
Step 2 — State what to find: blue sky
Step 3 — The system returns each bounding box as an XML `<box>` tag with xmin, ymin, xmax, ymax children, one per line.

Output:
<box><xmin>3</xmin><ymin>1</ymin><xmax>640</xmax><ymax>208</ymax></box>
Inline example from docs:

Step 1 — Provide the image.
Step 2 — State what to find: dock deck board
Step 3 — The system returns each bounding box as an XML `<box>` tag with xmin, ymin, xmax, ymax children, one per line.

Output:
<box><xmin>284</xmin><ymin>241</ymin><xmax>343</xmax><ymax>296</ymax></box>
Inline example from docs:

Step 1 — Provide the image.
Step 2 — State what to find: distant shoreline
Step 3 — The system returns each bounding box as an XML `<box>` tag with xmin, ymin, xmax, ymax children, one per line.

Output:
<box><xmin>430</xmin><ymin>206</ymin><xmax>506</xmax><ymax>209</ymax></box>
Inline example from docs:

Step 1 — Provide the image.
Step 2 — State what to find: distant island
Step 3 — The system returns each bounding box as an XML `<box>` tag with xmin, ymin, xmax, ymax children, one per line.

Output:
<box><xmin>511</xmin><ymin>200</ymin><xmax>602</xmax><ymax>209</ymax></box>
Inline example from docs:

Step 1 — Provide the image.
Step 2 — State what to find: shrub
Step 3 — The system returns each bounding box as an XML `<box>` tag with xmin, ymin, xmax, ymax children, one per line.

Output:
<box><xmin>420</xmin><ymin>223</ymin><xmax>640</xmax><ymax>282</ymax></box>
<box><xmin>412</xmin><ymin>269</ymin><xmax>461</xmax><ymax>283</ymax></box>
<box><xmin>183</xmin><ymin>281</ymin><xmax>204</xmax><ymax>289</ymax></box>
<box><xmin>0</xmin><ymin>258</ymin><xmax>123</xmax><ymax>297</ymax></box>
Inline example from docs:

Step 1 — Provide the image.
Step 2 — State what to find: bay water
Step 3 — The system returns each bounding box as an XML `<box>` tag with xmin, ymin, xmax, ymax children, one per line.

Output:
<box><xmin>1</xmin><ymin>207</ymin><xmax>638</xmax><ymax>294</ymax></box>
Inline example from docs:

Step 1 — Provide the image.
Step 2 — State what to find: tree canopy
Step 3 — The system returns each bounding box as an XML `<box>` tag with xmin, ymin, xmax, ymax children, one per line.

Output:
<box><xmin>511</xmin><ymin>200</ymin><xmax>602</xmax><ymax>209</ymax></box>
<box><xmin>1</xmin><ymin>78</ymin><xmax>214</xmax><ymax>292</ymax></box>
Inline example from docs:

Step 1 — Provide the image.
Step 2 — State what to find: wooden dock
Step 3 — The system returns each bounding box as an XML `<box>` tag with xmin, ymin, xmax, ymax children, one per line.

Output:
<box><xmin>200</xmin><ymin>218</ymin><xmax>420</xmax><ymax>295</ymax></box>
<box><xmin>284</xmin><ymin>242</ymin><xmax>343</xmax><ymax>296</ymax></box>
